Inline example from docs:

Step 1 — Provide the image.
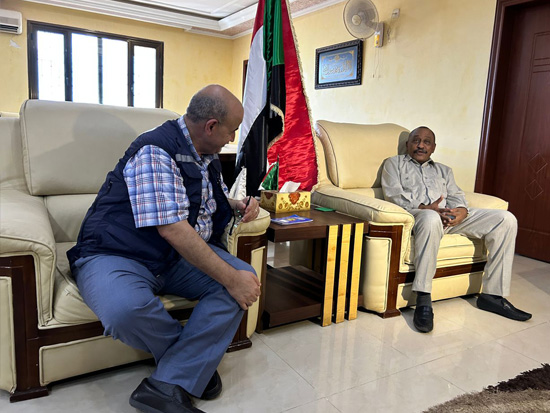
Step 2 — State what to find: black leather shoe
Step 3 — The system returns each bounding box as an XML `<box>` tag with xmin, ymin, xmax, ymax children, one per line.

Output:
<box><xmin>129</xmin><ymin>378</ymin><xmax>204</xmax><ymax>413</ymax></box>
<box><xmin>413</xmin><ymin>306</ymin><xmax>434</xmax><ymax>333</ymax></box>
<box><xmin>199</xmin><ymin>370</ymin><xmax>222</xmax><ymax>400</ymax></box>
<box><xmin>477</xmin><ymin>294</ymin><xmax>532</xmax><ymax>321</ymax></box>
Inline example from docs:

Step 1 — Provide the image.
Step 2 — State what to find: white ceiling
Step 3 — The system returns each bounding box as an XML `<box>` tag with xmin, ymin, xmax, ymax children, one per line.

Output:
<box><xmin>129</xmin><ymin>0</ymin><xmax>259</xmax><ymax>18</ymax></box>
<box><xmin>23</xmin><ymin>0</ymin><xmax>345</xmax><ymax>38</ymax></box>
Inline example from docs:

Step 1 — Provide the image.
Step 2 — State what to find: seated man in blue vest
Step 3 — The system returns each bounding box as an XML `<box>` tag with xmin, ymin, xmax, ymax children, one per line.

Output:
<box><xmin>67</xmin><ymin>84</ymin><xmax>261</xmax><ymax>413</ymax></box>
<box><xmin>381</xmin><ymin>126</ymin><xmax>531</xmax><ymax>334</ymax></box>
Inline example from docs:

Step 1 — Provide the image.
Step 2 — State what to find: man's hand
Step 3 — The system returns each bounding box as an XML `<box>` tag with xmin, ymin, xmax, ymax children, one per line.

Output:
<box><xmin>158</xmin><ymin>220</ymin><xmax>261</xmax><ymax>310</ymax></box>
<box><xmin>419</xmin><ymin>195</ymin><xmax>457</xmax><ymax>226</ymax></box>
<box><xmin>442</xmin><ymin>207</ymin><xmax>468</xmax><ymax>227</ymax></box>
<box><xmin>235</xmin><ymin>196</ymin><xmax>260</xmax><ymax>223</ymax></box>
<box><xmin>226</xmin><ymin>269</ymin><xmax>261</xmax><ymax>310</ymax></box>
<box><xmin>418</xmin><ymin>196</ymin><xmax>445</xmax><ymax>212</ymax></box>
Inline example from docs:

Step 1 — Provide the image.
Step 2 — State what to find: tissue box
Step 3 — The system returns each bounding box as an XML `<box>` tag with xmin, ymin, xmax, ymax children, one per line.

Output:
<box><xmin>260</xmin><ymin>190</ymin><xmax>311</xmax><ymax>213</ymax></box>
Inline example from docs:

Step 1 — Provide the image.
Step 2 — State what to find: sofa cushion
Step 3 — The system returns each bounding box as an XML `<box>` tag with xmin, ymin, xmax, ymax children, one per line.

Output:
<box><xmin>315</xmin><ymin>121</ymin><xmax>409</xmax><ymax>189</ymax></box>
<box><xmin>45</xmin><ymin>194</ymin><xmax>97</xmax><ymax>243</ymax></box>
<box><xmin>0</xmin><ymin>117</ymin><xmax>26</xmax><ymax>191</ymax></box>
<box><xmin>20</xmin><ymin>100</ymin><xmax>179</xmax><ymax>196</ymax></box>
<box><xmin>405</xmin><ymin>233</ymin><xmax>487</xmax><ymax>266</ymax></box>
<box><xmin>50</xmin><ymin>242</ymin><xmax>197</xmax><ymax>326</ymax></box>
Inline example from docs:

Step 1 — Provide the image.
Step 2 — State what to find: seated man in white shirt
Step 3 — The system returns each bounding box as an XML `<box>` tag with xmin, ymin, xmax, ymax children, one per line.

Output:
<box><xmin>381</xmin><ymin>126</ymin><xmax>531</xmax><ymax>333</ymax></box>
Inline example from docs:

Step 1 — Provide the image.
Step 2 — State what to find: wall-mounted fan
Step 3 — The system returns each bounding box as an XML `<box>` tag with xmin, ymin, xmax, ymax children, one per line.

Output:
<box><xmin>343</xmin><ymin>0</ymin><xmax>379</xmax><ymax>39</ymax></box>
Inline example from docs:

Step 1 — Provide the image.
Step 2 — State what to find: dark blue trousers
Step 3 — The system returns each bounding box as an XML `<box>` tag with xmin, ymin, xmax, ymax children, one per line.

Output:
<box><xmin>72</xmin><ymin>244</ymin><xmax>252</xmax><ymax>397</ymax></box>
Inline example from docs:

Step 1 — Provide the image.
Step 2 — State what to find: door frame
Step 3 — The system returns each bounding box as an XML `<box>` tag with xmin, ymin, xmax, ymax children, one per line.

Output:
<box><xmin>475</xmin><ymin>0</ymin><xmax>544</xmax><ymax>193</ymax></box>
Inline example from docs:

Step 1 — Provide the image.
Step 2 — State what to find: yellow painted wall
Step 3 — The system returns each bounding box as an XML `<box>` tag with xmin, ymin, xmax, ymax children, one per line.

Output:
<box><xmin>231</xmin><ymin>35</ymin><xmax>254</xmax><ymax>100</ymax></box>
<box><xmin>0</xmin><ymin>0</ymin><xmax>497</xmax><ymax>190</ymax></box>
<box><xmin>0</xmin><ymin>0</ymin><xmax>236</xmax><ymax>115</ymax></box>
<box><xmin>234</xmin><ymin>0</ymin><xmax>497</xmax><ymax>191</ymax></box>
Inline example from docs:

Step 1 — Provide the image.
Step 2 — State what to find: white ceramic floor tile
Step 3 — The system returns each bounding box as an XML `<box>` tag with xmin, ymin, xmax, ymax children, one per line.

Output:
<box><xmin>196</xmin><ymin>335</ymin><xmax>321</xmax><ymax>413</ymax></box>
<box><xmin>267</xmin><ymin>241</ymin><xmax>292</xmax><ymax>267</ymax></box>
<box><xmin>328</xmin><ymin>365</ymin><xmax>464</xmax><ymax>413</ymax></box>
<box><xmin>433</xmin><ymin>294</ymin><xmax>539</xmax><ymax>340</ymax></box>
<box><xmin>512</xmin><ymin>255</ymin><xmax>549</xmax><ymax>277</ymax></box>
<box><xmin>507</xmin><ymin>274</ymin><xmax>550</xmax><ymax>322</ymax></box>
<box><xmin>422</xmin><ymin>341</ymin><xmax>541</xmax><ymax>392</ymax></box>
<box><xmin>356</xmin><ymin>307</ymin><xmax>488</xmax><ymax>364</ymax></box>
<box><xmin>284</xmin><ymin>398</ymin><xmax>341</xmax><ymax>413</ymax></box>
<box><xmin>259</xmin><ymin>318</ymin><xmax>416</xmax><ymax>396</ymax></box>
<box><xmin>1</xmin><ymin>255</ymin><xmax>548</xmax><ymax>413</ymax></box>
<box><xmin>497</xmin><ymin>322</ymin><xmax>550</xmax><ymax>364</ymax></box>
<box><xmin>0</xmin><ymin>363</ymin><xmax>152</xmax><ymax>413</ymax></box>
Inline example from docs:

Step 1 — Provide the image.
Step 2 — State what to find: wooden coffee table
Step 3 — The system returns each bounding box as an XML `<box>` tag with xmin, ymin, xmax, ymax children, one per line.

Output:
<box><xmin>259</xmin><ymin>208</ymin><xmax>368</xmax><ymax>329</ymax></box>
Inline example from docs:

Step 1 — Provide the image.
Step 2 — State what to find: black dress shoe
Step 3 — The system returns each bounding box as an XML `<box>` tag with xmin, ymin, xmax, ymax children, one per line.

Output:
<box><xmin>477</xmin><ymin>294</ymin><xmax>532</xmax><ymax>321</ymax></box>
<box><xmin>413</xmin><ymin>305</ymin><xmax>434</xmax><ymax>333</ymax></box>
<box><xmin>199</xmin><ymin>370</ymin><xmax>222</xmax><ymax>400</ymax></box>
<box><xmin>129</xmin><ymin>378</ymin><xmax>205</xmax><ymax>413</ymax></box>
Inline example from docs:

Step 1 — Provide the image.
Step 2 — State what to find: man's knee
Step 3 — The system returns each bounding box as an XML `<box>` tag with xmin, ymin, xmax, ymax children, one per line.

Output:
<box><xmin>245</xmin><ymin>262</ymin><xmax>257</xmax><ymax>277</ymax></box>
<box><xmin>488</xmin><ymin>209</ymin><xmax>518</xmax><ymax>235</ymax></box>
<box><xmin>414</xmin><ymin>210</ymin><xmax>444</xmax><ymax>235</ymax></box>
<box><xmin>500</xmin><ymin>210</ymin><xmax>517</xmax><ymax>230</ymax></box>
<box><xmin>230</xmin><ymin>255</ymin><xmax>257</xmax><ymax>277</ymax></box>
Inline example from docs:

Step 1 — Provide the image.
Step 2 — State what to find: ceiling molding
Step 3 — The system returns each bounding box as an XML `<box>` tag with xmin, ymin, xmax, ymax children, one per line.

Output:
<box><xmin>22</xmin><ymin>0</ymin><xmax>346</xmax><ymax>38</ymax></box>
<box><xmin>218</xmin><ymin>3</ymin><xmax>258</xmax><ymax>31</ymax></box>
<box><xmin>23</xmin><ymin>0</ymin><xmax>216</xmax><ymax>30</ymax></box>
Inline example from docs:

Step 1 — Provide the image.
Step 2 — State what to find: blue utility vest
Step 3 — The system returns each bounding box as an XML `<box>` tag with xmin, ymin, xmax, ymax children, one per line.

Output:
<box><xmin>67</xmin><ymin>120</ymin><xmax>232</xmax><ymax>275</ymax></box>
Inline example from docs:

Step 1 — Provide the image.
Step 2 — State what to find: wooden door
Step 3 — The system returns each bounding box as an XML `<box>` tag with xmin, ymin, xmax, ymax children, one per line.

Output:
<box><xmin>476</xmin><ymin>0</ymin><xmax>550</xmax><ymax>262</ymax></box>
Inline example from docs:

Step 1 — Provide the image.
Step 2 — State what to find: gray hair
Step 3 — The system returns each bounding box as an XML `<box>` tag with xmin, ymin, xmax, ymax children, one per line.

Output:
<box><xmin>186</xmin><ymin>91</ymin><xmax>228</xmax><ymax>124</ymax></box>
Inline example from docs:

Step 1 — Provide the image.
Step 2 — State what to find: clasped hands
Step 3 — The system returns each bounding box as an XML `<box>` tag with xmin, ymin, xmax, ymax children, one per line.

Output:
<box><xmin>419</xmin><ymin>196</ymin><xmax>467</xmax><ymax>227</ymax></box>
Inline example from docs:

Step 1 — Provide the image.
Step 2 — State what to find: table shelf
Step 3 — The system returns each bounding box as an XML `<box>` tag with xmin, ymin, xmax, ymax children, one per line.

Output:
<box><xmin>263</xmin><ymin>265</ymin><xmax>324</xmax><ymax>328</ymax></box>
<box><xmin>259</xmin><ymin>208</ymin><xmax>367</xmax><ymax>330</ymax></box>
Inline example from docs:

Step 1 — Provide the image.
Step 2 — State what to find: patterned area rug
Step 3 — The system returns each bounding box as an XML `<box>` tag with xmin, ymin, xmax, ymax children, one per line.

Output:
<box><xmin>425</xmin><ymin>364</ymin><xmax>550</xmax><ymax>412</ymax></box>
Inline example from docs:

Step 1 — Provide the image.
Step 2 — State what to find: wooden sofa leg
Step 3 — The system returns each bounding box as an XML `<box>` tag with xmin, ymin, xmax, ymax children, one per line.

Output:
<box><xmin>10</xmin><ymin>387</ymin><xmax>49</xmax><ymax>403</ymax></box>
<box><xmin>227</xmin><ymin>311</ymin><xmax>252</xmax><ymax>352</ymax></box>
<box><xmin>377</xmin><ymin>308</ymin><xmax>401</xmax><ymax>318</ymax></box>
<box><xmin>0</xmin><ymin>256</ymin><xmax>49</xmax><ymax>402</ymax></box>
<box><xmin>378</xmin><ymin>275</ymin><xmax>402</xmax><ymax>318</ymax></box>
<box><xmin>368</xmin><ymin>224</ymin><xmax>405</xmax><ymax>320</ymax></box>
<box><xmin>228</xmin><ymin>233</ymin><xmax>267</xmax><ymax>352</ymax></box>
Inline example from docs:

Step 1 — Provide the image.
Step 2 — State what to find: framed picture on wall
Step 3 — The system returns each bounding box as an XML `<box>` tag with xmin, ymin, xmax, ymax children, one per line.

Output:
<box><xmin>315</xmin><ymin>39</ymin><xmax>363</xmax><ymax>89</ymax></box>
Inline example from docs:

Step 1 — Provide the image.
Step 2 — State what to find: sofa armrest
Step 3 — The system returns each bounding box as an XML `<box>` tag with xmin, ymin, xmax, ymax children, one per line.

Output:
<box><xmin>312</xmin><ymin>183</ymin><xmax>414</xmax><ymax>226</ymax></box>
<box><xmin>0</xmin><ymin>189</ymin><xmax>56</xmax><ymax>325</ymax></box>
<box><xmin>465</xmin><ymin>192</ymin><xmax>508</xmax><ymax>210</ymax></box>
<box><xmin>223</xmin><ymin>207</ymin><xmax>270</xmax><ymax>338</ymax></box>
<box><xmin>312</xmin><ymin>183</ymin><xmax>416</xmax><ymax>271</ymax></box>
<box><xmin>223</xmin><ymin>208</ymin><xmax>271</xmax><ymax>256</ymax></box>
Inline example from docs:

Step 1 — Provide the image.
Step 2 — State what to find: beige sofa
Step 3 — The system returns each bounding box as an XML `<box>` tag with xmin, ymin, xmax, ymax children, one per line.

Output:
<box><xmin>0</xmin><ymin>100</ymin><xmax>270</xmax><ymax>402</ymax></box>
<box><xmin>308</xmin><ymin>120</ymin><xmax>508</xmax><ymax>318</ymax></box>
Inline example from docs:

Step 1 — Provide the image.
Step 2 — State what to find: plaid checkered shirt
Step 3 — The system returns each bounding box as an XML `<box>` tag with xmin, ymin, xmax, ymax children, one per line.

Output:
<box><xmin>123</xmin><ymin>116</ymin><xmax>229</xmax><ymax>242</ymax></box>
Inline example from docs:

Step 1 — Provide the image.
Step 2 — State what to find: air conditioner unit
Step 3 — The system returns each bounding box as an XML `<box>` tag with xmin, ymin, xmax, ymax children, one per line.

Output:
<box><xmin>0</xmin><ymin>9</ymin><xmax>22</xmax><ymax>35</ymax></box>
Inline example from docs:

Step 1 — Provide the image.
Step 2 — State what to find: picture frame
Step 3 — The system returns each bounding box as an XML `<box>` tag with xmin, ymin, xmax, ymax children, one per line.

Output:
<box><xmin>315</xmin><ymin>39</ymin><xmax>363</xmax><ymax>89</ymax></box>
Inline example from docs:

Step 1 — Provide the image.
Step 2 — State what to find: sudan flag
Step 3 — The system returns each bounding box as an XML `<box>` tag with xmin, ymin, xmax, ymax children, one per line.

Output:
<box><xmin>231</xmin><ymin>0</ymin><xmax>318</xmax><ymax>198</ymax></box>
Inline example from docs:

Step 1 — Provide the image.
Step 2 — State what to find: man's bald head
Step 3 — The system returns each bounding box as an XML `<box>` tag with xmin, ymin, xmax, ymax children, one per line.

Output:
<box><xmin>184</xmin><ymin>85</ymin><xmax>244</xmax><ymax>155</ymax></box>
<box><xmin>186</xmin><ymin>84</ymin><xmax>242</xmax><ymax>124</ymax></box>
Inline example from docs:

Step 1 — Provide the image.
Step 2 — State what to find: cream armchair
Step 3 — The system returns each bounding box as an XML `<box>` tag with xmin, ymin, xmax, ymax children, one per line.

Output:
<box><xmin>308</xmin><ymin>120</ymin><xmax>508</xmax><ymax>318</ymax></box>
<box><xmin>0</xmin><ymin>100</ymin><xmax>270</xmax><ymax>402</ymax></box>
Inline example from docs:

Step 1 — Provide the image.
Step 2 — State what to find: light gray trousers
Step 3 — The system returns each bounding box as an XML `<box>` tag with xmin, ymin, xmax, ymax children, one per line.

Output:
<box><xmin>410</xmin><ymin>208</ymin><xmax>517</xmax><ymax>296</ymax></box>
